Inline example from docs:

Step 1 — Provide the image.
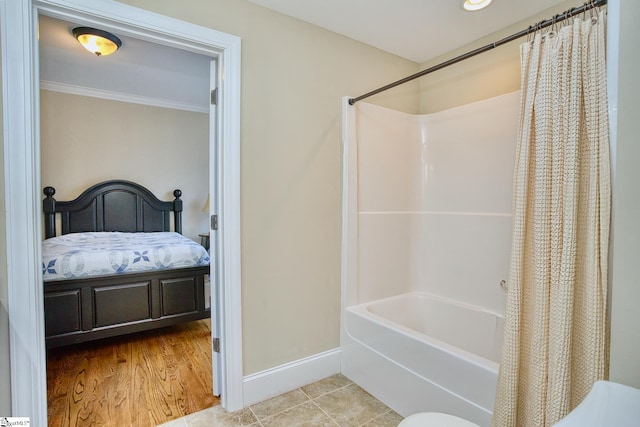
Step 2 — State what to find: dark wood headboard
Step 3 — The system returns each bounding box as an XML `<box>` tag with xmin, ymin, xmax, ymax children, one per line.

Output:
<box><xmin>43</xmin><ymin>180</ymin><xmax>183</xmax><ymax>239</ymax></box>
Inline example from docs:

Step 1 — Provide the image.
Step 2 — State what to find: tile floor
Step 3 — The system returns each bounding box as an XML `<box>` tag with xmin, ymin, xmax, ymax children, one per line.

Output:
<box><xmin>159</xmin><ymin>374</ymin><xmax>404</xmax><ymax>427</ymax></box>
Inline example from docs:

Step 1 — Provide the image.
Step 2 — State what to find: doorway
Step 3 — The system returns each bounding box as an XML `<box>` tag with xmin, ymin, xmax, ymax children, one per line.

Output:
<box><xmin>1</xmin><ymin>0</ymin><xmax>243</xmax><ymax>424</ymax></box>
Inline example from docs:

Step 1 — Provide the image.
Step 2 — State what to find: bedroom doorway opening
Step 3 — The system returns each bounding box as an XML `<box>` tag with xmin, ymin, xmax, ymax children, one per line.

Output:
<box><xmin>1</xmin><ymin>0</ymin><xmax>242</xmax><ymax>424</ymax></box>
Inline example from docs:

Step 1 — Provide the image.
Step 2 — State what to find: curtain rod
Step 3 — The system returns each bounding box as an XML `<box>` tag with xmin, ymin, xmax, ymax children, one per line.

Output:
<box><xmin>348</xmin><ymin>0</ymin><xmax>607</xmax><ymax>105</ymax></box>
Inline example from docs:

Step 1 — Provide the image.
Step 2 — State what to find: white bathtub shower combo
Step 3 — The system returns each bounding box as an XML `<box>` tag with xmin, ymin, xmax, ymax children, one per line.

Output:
<box><xmin>341</xmin><ymin>92</ymin><xmax>520</xmax><ymax>427</ymax></box>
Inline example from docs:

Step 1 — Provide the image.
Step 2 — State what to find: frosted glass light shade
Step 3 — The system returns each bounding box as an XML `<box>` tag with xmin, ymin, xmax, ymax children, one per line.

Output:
<box><xmin>73</xmin><ymin>27</ymin><xmax>122</xmax><ymax>56</ymax></box>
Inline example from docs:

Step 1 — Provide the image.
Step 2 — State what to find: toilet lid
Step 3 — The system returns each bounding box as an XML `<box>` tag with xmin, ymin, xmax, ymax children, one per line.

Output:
<box><xmin>398</xmin><ymin>412</ymin><xmax>480</xmax><ymax>427</ymax></box>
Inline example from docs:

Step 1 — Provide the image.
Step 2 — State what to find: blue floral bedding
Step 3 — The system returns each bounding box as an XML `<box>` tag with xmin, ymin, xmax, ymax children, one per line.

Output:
<box><xmin>42</xmin><ymin>232</ymin><xmax>210</xmax><ymax>282</ymax></box>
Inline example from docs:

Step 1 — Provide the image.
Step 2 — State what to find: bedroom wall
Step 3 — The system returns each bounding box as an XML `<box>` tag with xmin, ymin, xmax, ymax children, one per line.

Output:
<box><xmin>40</xmin><ymin>91</ymin><xmax>209</xmax><ymax>243</ymax></box>
<box><xmin>118</xmin><ymin>0</ymin><xmax>420</xmax><ymax>375</ymax></box>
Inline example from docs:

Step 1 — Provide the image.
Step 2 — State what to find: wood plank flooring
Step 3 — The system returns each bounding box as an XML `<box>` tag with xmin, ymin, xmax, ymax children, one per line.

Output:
<box><xmin>46</xmin><ymin>319</ymin><xmax>217</xmax><ymax>427</ymax></box>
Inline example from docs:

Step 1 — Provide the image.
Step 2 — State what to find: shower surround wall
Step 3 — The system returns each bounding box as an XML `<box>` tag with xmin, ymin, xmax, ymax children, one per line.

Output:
<box><xmin>341</xmin><ymin>91</ymin><xmax>520</xmax><ymax>425</ymax></box>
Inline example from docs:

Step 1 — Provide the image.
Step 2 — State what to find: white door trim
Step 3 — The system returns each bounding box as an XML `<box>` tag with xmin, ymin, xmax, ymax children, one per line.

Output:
<box><xmin>1</xmin><ymin>0</ymin><xmax>243</xmax><ymax>422</ymax></box>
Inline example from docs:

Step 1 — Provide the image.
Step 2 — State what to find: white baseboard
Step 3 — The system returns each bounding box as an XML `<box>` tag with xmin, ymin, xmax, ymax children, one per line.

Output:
<box><xmin>242</xmin><ymin>348</ymin><xmax>341</xmax><ymax>406</ymax></box>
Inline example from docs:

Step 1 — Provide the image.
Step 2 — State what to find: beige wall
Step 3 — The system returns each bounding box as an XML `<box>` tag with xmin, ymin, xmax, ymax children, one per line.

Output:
<box><xmin>418</xmin><ymin>0</ymin><xmax>585</xmax><ymax>113</ymax></box>
<box><xmin>119</xmin><ymin>0</ymin><xmax>419</xmax><ymax>374</ymax></box>
<box><xmin>40</xmin><ymin>91</ymin><xmax>209</xmax><ymax>242</ymax></box>
<box><xmin>609</xmin><ymin>0</ymin><xmax>640</xmax><ymax>389</ymax></box>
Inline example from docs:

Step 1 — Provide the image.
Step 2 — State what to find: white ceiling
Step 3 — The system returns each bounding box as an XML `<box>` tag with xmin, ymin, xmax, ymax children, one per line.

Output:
<box><xmin>38</xmin><ymin>15</ymin><xmax>213</xmax><ymax>113</ymax></box>
<box><xmin>248</xmin><ymin>0</ymin><xmax>569</xmax><ymax>63</ymax></box>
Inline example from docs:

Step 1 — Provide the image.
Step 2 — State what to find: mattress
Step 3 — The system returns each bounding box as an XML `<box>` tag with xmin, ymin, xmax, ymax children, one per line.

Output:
<box><xmin>42</xmin><ymin>231</ymin><xmax>210</xmax><ymax>282</ymax></box>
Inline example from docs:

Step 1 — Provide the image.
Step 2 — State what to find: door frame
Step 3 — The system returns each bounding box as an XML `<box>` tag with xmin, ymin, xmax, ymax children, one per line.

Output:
<box><xmin>0</xmin><ymin>0</ymin><xmax>243</xmax><ymax>423</ymax></box>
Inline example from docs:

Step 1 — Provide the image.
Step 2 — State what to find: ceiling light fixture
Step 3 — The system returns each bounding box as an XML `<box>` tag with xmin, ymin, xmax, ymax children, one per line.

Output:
<box><xmin>72</xmin><ymin>27</ymin><xmax>122</xmax><ymax>57</ymax></box>
<box><xmin>460</xmin><ymin>0</ymin><xmax>493</xmax><ymax>12</ymax></box>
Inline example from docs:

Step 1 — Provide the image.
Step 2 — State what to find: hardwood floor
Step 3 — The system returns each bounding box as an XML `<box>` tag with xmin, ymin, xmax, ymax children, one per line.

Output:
<box><xmin>46</xmin><ymin>319</ymin><xmax>218</xmax><ymax>427</ymax></box>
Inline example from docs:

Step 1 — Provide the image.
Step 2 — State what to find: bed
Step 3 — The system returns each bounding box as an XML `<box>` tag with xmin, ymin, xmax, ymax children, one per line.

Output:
<box><xmin>42</xmin><ymin>180</ymin><xmax>211</xmax><ymax>348</ymax></box>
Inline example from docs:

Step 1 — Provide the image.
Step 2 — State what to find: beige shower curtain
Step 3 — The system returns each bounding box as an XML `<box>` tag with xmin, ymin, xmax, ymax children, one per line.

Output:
<box><xmin>493</xmin><ymin>11</ymin><xmax>610</xmax><ymax>427</ymax></box>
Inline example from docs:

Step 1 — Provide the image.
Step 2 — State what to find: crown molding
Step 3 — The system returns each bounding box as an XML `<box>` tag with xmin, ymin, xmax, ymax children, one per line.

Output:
<box><xmin>40</xmin><ymin>80</ymin><xmax>209</xmax><ymax>113</ymax></box>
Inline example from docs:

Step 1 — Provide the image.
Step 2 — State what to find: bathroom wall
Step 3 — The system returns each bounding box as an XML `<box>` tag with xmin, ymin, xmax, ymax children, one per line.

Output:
<box><xmin>119</xmin><ymin>0</ymin><xmax>420</xmax><ymax>375</ymax></box>
<box><xmin>418</xmin><ymin>0</ymin><xmax>587</xmax><ymax>113</ymax></box>
<box><xmin>353</xmin><ymin>91</ymin><xmax>519</xmax><ymax>314</ymax></box>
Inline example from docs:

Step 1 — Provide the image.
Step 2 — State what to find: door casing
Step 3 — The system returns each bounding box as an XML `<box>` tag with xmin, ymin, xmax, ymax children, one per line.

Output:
<box><xmin>0</xmin><ymin>0</ymin><xmax>243</xmax><ymax>423</ymax></box>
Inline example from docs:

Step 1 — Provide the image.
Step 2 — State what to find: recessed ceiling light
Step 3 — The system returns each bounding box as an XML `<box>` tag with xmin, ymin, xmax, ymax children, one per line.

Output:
<box><xmin>461</xmin><ymin>0</ymin><xmax>493</xmax><ymax>12</ymax></box>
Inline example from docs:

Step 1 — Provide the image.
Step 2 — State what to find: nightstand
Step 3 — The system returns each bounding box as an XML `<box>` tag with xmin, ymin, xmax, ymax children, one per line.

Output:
<box><xmin>199</xmin><ymin>233</ymin><xmax>210</xmax><ymax>251</ymax></box>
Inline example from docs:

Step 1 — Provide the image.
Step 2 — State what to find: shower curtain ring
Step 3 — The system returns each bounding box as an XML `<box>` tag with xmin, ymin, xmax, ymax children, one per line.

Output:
<box><xmin>567</xmin><ymin>6</ymin><xmax>576</xmax><ymax>20</ymax></box>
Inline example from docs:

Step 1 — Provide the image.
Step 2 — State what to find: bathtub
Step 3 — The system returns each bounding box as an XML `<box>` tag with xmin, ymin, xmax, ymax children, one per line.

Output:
<box><xmin>341</xmin><ymin>292</ymin><xmax>504</xmax><ymax>427</ymax></box>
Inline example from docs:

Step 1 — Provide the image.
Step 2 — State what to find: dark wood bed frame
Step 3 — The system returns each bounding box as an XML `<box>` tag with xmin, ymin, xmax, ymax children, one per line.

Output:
<box><xmin>42</xmin><ymin>180</ymin><xmax>210</xmax><ymax>348</ymax></box>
